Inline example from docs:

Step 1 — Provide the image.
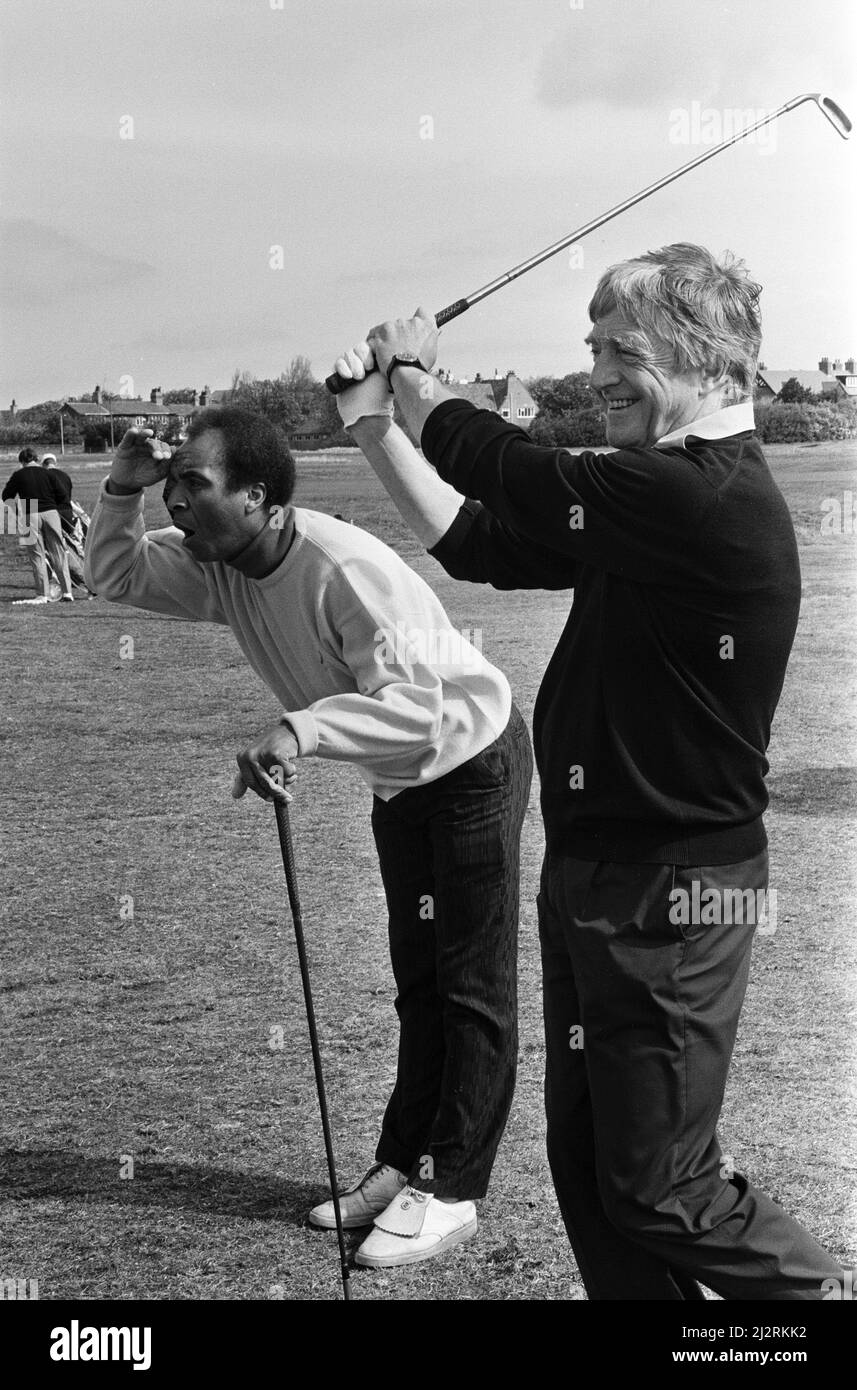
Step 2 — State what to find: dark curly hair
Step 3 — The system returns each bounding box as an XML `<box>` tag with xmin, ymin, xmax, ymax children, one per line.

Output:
<box><xmin>185</xmin><ymin>406</ymin><xmax>296</xmax><ymax>509</ymax></box>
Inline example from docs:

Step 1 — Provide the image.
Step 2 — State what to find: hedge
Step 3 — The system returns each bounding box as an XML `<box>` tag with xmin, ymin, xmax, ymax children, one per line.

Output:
<box><xmin>527</xmin><ymin>400</ymin><xmax>857</xmax><ymax>449</ymax></box>
<box><xmin>0</xmin><ymin>421</ymin><xmax>60</xmax><ymax>448</ymax></box>
<box><xmin>755</xmin><ymin>401</ymin><xmax>857</xmax><ymax>443</ymax></box>
<box><xmin>529</xmin><ymin>407</ymin><xmax>607</xmax><ymax>448</ymax></box>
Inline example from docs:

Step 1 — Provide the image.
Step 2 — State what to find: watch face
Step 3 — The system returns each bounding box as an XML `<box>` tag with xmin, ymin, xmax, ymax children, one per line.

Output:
<box><xmin>388</xmin><ymin>354</ymin><xmax>422</xmax><ymax>384</ymax></box>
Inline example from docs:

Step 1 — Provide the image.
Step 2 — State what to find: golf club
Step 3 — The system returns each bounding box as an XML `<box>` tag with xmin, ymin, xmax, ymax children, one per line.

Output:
<box><xmin>273</xmin><ymin>795</ymin><xmax>352</xmax><ymax>1302</ymax></box>
<box><xmin>325</xmin><ymin>92</ymin><xmax>851</xmax><ymax>395</ymax></box>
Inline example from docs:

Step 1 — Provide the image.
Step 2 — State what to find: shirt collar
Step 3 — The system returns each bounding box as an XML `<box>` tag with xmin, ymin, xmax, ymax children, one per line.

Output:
<box><xmin>654</xmin><ymin>400</ymin><xmax>755</xmax><ymax>449</ymax></box>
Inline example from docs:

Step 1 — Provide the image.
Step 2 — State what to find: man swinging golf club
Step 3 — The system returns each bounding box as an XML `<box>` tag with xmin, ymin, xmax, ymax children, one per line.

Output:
<box><xmin>333</xmin><ymin>242</ymin><xmax>845</xmax><ymax>1298</ymax></box>
<box><xmin>84</xmin><ymin>405</ymin><xmax>532</xmax><ymax>1271</ymax></box>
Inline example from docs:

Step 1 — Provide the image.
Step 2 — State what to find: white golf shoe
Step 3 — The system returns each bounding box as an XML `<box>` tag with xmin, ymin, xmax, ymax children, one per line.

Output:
<box><xmin>355</xmin><ymin>1186</ymin><xmax>477</xmax><ymax>1268</ymax></box>
<box><xmin>308</xmin><ymin>1162</ymin><xmax>407</xmax><ymax>1230</ymax></box>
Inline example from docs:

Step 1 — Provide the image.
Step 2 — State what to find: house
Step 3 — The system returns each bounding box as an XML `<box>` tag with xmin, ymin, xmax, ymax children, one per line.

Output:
<box><xmin>754</xmin><ymin>369</ymin><xmax>833</xmax><ymax>401</ymax></box>
<box><xmin>755</xmin><ymin>357</ymin><xmax>857</xmax><ymax>402</ymax></box>
<box><xmin>451</xmin><ymin>372</ymin><xmax>537</xmax><ymax>429</ymax></box>
<box><xmin>290</xmin><ymin>419</ymin><xmax>337</xmax><ymax>448</ymax></box>
<box><xmin>60</xmin><ymin>385</ymin><xmax>219</xmax><ymax>446</ymax></box>
<box><xmin>819</xmin><ymin>356</ymin><xmax>857</xmax><ymax>400</ymax></box>
<box><xmin>291</xmin><ymin>372</ymin><xmax>538</xmax><ymax>451</ymax></box>
<box><xmin>824</xmin><ymin>374</ymin><xmax>857</xmax><ymax>401</ymax></box>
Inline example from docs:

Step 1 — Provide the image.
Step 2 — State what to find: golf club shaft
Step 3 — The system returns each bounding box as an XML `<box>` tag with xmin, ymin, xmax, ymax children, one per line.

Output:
<box><xmin>273</xmin><ymin>797</ymin><xmax>352</xmax><ymax>1301</ymax></box>
<box><xmin>325</xmin><ymin>92</ymin><xmax>850</xmax><ymax>395</ymax></box>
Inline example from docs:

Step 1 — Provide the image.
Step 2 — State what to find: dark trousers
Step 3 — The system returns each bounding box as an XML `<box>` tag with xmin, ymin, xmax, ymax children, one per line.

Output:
<box><xmin>539</xmin><ymin>851</ymin><xmax>844</xmax><ymax>1299</ymax></box>
<box><xmin>371</xmin><ymin>705</ymin><xmax>533</xmax><ymax>1199</ymax></box>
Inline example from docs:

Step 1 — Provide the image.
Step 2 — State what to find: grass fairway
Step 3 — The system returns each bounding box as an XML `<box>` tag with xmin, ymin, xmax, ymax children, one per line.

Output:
<box><xmin>1</xmin><ymin>441</ymin><xmax>855</xmax><ymax>1302</ymax></box>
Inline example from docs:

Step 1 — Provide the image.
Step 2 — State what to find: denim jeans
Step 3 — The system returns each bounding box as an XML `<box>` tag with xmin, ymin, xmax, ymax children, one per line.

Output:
<box><xmin>370</xmin><ymin>705</ymin><xmax>533</xmax><ymax>1198</ymax></box>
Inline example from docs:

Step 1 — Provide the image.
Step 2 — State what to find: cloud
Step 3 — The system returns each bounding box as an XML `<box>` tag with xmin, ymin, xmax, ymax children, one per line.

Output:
<box><xmin>0</xmin><ymin>219</ymin><xmax>156</xmax><ymax>308</ymax></box>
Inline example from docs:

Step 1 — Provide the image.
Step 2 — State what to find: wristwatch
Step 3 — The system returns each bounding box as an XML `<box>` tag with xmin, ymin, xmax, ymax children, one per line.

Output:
<box><xmin>386</xmin><ymin>353</ymin><xmax>427</xmax><ymax>388</ymax></box>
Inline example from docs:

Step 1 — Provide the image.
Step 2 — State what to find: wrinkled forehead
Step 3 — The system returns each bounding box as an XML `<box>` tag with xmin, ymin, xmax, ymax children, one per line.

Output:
<box><xmin>585</xmin><ymin>309</ymin><xmax>649</xmax><ymax>350</ymax></box>
<box><xmin>167</xmin><ymin>429</ymin><xmax>224</xmax><ymax>481</ymax></box>
<box><xmin>585</xmin><ymin>309</ymin><xmax>676</xmax><ymax>367</ymax></box>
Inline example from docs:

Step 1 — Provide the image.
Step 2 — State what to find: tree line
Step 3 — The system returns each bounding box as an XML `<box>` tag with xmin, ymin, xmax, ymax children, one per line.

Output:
<box><xmin>2</xmin><ymin>367</ymin><xmax>854</xmax><ymax>454</ymax></box>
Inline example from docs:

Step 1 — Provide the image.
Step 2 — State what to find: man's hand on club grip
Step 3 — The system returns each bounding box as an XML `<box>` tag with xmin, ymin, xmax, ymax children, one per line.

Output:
<box><xmin>233</xmin><ymin>722</ymin><xmax>299</xmax><ymax>802</ymax></box>
<box><xmin>366</xmin><ymin>306</ymin><xmax>439</xmax><ymax>379</ymax></box>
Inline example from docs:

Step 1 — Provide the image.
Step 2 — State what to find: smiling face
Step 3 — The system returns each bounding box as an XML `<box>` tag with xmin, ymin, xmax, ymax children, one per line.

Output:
<box><xmin>163</xmin><ymin>429</ymin><xmax>266</xmax><ymax>563</ymax></box>
<box><xmin>586</xmin><ymin>309</ymin><xmax>712</xmax><ymax>448</ymax></box>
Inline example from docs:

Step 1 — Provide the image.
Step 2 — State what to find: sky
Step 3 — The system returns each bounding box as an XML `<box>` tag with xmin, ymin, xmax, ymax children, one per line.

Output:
<box><xmin>1</xmin><ymin>0</ymin><xmax>855</xmax><ymax>406</ymax></box>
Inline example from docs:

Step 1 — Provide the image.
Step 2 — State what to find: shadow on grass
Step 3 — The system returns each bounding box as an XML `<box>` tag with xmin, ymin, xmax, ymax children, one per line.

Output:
<box><xmin>0</xmin><ymin>1148</ymin><xmax>331</xmax><ymax>1225</ymax></box>
<box><xmin>767</xmin><ymin>766</ymin><xmax>857</xmax><ymax>816</ymax></box>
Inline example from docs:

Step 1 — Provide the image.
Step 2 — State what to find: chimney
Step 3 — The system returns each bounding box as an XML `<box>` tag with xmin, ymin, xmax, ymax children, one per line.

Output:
<box><xmin>833</xmin><ymin>359</ymin><xmax>844</xmax><ymax>374</ymax></box>
<box><xmin>150</xmin><ymin>387</ymin><xmax>163</xmax><ymax>405</ymax></box>
<box><xmin>192</xmin><ymin>388</ymin><xmax>200</xmax><ymax>407</ymax></box>
<box><xmin>494</xmin><ymin>366</ymin><xmax>500</xmax><ymax>379</ymax></box>
<box><xmin>94</xmin><ymin>385</ymin><xmax>102</xmax><ymax>404</ymax></box>
<box><xmin>9</xmin><ymin>398</ymin><xmax>16</xmax><ymax>418</ymax></box>
<box><xmin>846</xmin><ymin>357</ymin><xmax>856</xmax><ymax>375</ymax></box>
<box><xmin>200</xmin><ymin>385</ymin><xmax>211</xmax><ymax>407</ymax></box>
<box><xmin>818</xmin><ymin>356</ymin><xmax>831</xmax><ymax>375</ymax></box>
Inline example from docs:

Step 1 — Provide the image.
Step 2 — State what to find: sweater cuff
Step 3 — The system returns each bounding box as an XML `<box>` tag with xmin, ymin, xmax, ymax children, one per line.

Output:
<box><xmin>99</xmin><ymin>478</ymin><xmax>146</xmax><ymax>507</ymax></box>
<box><xmin>427</xmin><ymin>499</ymin><xmax>481</xmax><ymax>564</ymax></box>
<box><xmin>280</xmin><ymin>709</ymin><xmax>318</xmax><ymax>757</ymax></box>
<box><xmin>419</xmin><ymin>397</ymin><xmax>480</xmax><ymax>474</ymax></box>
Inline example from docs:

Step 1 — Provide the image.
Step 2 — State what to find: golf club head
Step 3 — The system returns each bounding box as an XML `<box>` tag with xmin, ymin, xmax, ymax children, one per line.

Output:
<box><xmin>813</xmin><ymin>93</ymin><xmax>852</xmax><ymax>139</ymax></box>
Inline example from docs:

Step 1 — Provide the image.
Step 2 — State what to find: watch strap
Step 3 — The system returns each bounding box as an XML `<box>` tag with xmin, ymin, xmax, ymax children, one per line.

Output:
<box><xmin>386</xmin><ymin>355</ymin><xmax>427</xmax><ymax>388</ymax></box>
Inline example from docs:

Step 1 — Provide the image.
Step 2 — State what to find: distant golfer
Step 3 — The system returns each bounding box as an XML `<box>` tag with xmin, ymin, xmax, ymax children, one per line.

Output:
<box><xmin>333</xmin><ymin>242</ymin><xmax>844</xmax><ymax>1298</ymax></box>
<box><xmin>2</xmin><ymin>447</ymin><xmax>74</xmax><ymax>602</ymax></box>
<box><xmin>84</xmin><ymin>407</ymin><xmax>532</xmax><ymax>1271</ymax></box>
<box><xmin>41</xmin><ymin>453</ymin><xmax>93</xmax><ymax>595</ymax></box>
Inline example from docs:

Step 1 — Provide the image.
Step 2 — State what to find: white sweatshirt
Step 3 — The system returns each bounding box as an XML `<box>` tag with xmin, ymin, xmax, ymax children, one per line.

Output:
<box><xmin>84</xmin><ymin>484</ymin><xmax>511</xmax><ymax>800</ymax></box>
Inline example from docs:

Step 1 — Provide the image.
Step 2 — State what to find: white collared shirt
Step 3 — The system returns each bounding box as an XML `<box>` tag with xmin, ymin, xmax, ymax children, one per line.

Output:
<box><xmin>654</xmin><ymin>400</ymin><xmax>755</xmax><ymax>449</ymax></box>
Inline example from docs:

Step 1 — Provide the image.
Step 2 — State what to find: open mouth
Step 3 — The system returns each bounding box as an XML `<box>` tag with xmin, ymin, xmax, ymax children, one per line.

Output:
<box><xmin>605</xmin><ymin>398</ymin><xmax>638</xmax><ymax>413</ymax></box>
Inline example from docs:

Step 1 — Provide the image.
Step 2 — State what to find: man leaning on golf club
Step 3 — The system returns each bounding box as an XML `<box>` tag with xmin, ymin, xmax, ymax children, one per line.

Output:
<box><xmin>333</xmin><ymin>241</ymin><xmax>846</xmax><ymax>1299</ymax></box>
<box><xmin>83</xmin><ymin>405</ymin><xmax>533</xmax><ymax>1271</ymax></box>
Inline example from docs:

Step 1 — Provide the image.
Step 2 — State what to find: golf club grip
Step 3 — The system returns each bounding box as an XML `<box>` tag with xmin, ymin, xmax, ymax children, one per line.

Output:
<box><xmin>324</xmin><ymin>299</ymin><xmax>469</xmax><ymax>394</ymax></box>
<box><xmin>325</xmin><ymin>365</ymin><xmax>373</xmax><ymax>396</ymax></box>
<box><xmin>273</xmin><ymin>797</ymin><xmax>301</xmax><ymax>920</ymax></box>
<box><xmin>435</xmin><ymin>298</ymin><xmax>469</xmax><ymax>327</ymax></box>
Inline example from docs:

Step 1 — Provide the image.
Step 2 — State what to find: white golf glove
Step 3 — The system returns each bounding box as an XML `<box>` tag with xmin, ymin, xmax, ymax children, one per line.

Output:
<box><xmin>333</xmin><ymin>343</ymin><xmax>394</xmax><ymax>429</ymax></box>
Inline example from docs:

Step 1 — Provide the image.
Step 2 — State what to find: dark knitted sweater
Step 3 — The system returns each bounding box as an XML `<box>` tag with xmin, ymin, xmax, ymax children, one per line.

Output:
<box><xmin>423</xmin><ymin>400</ymin><xmax>800</xmax><ymax>865</ymax></box>
<box><xmin>2</xmin><ymin>465</ymin><xmax>68</xmax><ymax>512</ymax></box>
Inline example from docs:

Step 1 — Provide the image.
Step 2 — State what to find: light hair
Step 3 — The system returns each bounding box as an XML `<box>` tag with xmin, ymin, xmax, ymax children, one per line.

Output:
<box><xmin>587</xmin><ymin>243</ymin><xmax>762</xmax><ymax>399</ymax></box>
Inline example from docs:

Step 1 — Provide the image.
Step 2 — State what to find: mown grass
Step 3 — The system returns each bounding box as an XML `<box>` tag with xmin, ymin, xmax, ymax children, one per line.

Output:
<box><xmin>1</xmin><ymin>442</ymin><xmax>854</xmax><ymax>1301</ymax></box>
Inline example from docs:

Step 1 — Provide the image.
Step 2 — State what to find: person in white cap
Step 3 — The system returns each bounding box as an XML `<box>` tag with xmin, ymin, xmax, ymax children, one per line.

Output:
<box><xmin>2</xmin><ymin>447</ymin><xmax>74</xmax><ymax>601</ymax></box>
<box><xmin>41</xmin><ymin>453</ymin><xmax>93</xmax><ymax>595</ymax></box>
